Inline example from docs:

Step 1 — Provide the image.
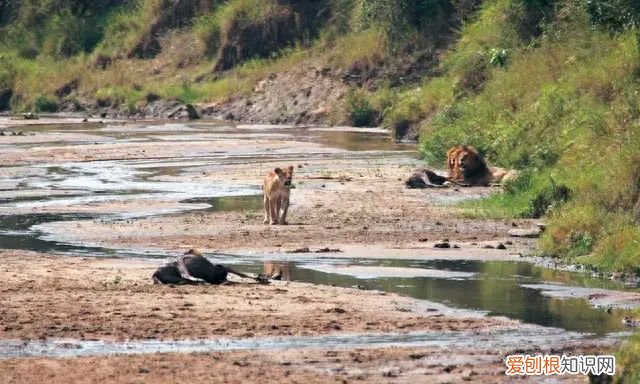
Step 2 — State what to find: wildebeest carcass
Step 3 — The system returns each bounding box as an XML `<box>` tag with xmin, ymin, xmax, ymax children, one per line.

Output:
<box><xmin>152</xmin><ymin>249</ymin><xmax>262</xmax><ymax>285</ymax></box>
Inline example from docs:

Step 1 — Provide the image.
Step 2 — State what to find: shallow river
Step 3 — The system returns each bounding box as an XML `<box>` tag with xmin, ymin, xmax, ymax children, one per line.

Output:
<box><xmin>0</xmin><ymin>119</ymin><xmax>637</xmax><ymax>358</ymax></box>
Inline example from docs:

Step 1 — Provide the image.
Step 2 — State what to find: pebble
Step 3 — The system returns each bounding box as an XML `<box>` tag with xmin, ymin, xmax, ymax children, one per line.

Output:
<box><xmin>507</xmin><ymin>228</ymin><xmax>542</xmax><ymax>238</ymax></box>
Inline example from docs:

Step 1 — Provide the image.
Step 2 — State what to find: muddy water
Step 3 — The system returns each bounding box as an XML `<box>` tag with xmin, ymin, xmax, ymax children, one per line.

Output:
<box><xmin>0</xmin><ymin>327</ymin><xmax>590</xmax><ymax>359</ymax></box>
<box><xmin>0</xmin><ymin>120</ymin><xmax>637</xmax><ymax>343</ymax></box>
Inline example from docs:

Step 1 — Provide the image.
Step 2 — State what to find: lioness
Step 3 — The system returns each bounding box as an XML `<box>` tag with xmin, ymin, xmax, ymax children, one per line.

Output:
<box><xmin>152</xmin><ymin>249</ymin><xmax>255</xmax><ymax>285</ymax></box>
<box><xmin>263</xmin><ymin>165</ymin><xmax>294</xmax><ymax>225</ymax></box>
<box><xmin>449</xmin><ymin>145</ymin><xmax>517</xmax><ymax>186</ymax></box>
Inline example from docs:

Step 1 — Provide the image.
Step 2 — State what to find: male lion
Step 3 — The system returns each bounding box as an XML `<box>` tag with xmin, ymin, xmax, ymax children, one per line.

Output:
<box><xmin>263</xmin><ymin>165</ymin><xmax>294</xmax><ymax>225</ymax></box>
<box><xmin>446</xmin><ymin>145</ymin><xmax>466</xmax><ymax>181</ymax></box>
<box><xmin>448</xmin><ymin>145</ymin><xmax>517</xmax><ymax>186</ymax></box>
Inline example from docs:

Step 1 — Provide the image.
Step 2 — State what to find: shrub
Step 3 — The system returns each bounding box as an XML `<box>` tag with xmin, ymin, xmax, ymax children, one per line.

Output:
<box><xmin>33</xmin><ymin>94</ymin><xmax>58</xmax><ymax>112</ymax></box>
<box><xmin>345</xmin><ymin>89</ymin><xmax>377</xmax><ymax>127</ymax></box>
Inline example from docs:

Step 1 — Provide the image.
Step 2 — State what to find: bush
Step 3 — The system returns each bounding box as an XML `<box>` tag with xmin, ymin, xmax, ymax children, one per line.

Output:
<box><xmin>345</xmin><ymin>89</ymin><xmax>377</xmax><ymax>127</ymax></box>
<box><xmin>194</xmin><ymin>13</ymin><xmax>221</xmax><ymax>57</ymax></box>
<box><xmin>357</xmin><ymin>0</ymin><xmax>456</xmax><ymax>44</ymax></box>
<box><xmin>617</xmin><ymin>331</ymin><xmax>640</xmax><ymax>383</ymax></box>
<box><xmin>578</xmin><ymin>0</ymin><xmax>640</xmax><ymax>32</ymax></box>
<box><xmin>527</xmin><ymin>179</ymin><xmax>571</xmax><ymax>218</ymax></box>
<box><xmin>33</xmin><ymin>94</ymin><xmax>58</xmax><ymax>112</ymax></box>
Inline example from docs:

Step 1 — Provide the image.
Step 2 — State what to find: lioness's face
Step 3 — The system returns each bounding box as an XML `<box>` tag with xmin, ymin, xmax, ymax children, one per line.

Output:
<box><xmin>276</xmin><ymin>166</ymin><xmax>294</xmax><ymax>187</ymax></box>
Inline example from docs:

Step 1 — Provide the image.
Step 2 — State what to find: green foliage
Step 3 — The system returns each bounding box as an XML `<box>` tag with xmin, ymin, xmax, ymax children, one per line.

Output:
<box><xmin>414</xmin><ymin>2</ymin><xmax>640</xmax><ymax>276</ymax></box>
<box><xmin>33</xmin><ymin>94</ymin><xmax>58</xmax><ymax>112</ymax></box>
<box><xmin>489</xmin><ymin>48</ymin><xmax>509</xmax><ymax>67</ymax></box>
<box><xmin>527</xmin><ymin>179</ymin><xmax>571</xmax><ymax>218</ymax></box>
<box><xmin>345</xmin><ymin>89</ymin><xmax>377</xmax><ymax>127</ymax></box>
<box><xmin>97</xmin><ymin>1</ymin><xmax>154</xmax><ymax>57</ymax></box>
<box><xmin>0</xmin><ymin>0</ymin><xmax>124</xmax><ymax>58</ymax></box>
<box><xmin>617</xmin><ymin>330</ymin><xmax>640</xmax><ymax>384</ymax></box>
<box><xmin>0</xmin><ymin>56</ymin><xmax>16</xmax><ymax>90</ymax></box>
<box><xmin>462</xmin><ymin>171</ymin><xmax>571</xmax><ymax>219</ymax></box>
<box><xmin>194</xmin><ymin>13</ymin><xmax>222</xmax><ymax>56</ymax></box>
<box><xmin>358</xmin><ymin>0</ymin><xmax>455</xmax><ymax>40</ymax></box>
<box><xmin>579</xmin><ymin>0</ymin><xmax>640</xmax><ymax>32</ymax></box>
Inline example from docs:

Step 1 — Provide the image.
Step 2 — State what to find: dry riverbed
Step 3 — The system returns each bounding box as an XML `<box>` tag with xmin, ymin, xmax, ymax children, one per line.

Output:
<box><xmin>0</xmin><ymin>118</ymin><xmax>625</xmax><ymax>383</ymax></box>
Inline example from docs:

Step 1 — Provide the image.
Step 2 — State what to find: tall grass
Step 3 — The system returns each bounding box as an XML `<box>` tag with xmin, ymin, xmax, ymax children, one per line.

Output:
<box><xmin>407</xmin><ymin>2</ymin><xmax>640</xmax><ymax>275</ymax></box>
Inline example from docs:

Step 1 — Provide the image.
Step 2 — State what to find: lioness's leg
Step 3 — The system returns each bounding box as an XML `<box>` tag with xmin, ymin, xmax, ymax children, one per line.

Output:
<box><xmin>263</xmin><ymin>195</ymin><xmax>270</xmax><ymax>224</ymax></box>
<box><xmin>274</xmin><ymin>198</ymin><xmax>282</xmax><ymax>225</ymax></box>
<box><xmin>279</xmin><ymin>197</ymin><xmax>289</xmax><ymax>225</ymax></box>
<box><xmin>269</xmin><ymin>197</ymin><xmax>279</xmax><ymax>225</ymax></box>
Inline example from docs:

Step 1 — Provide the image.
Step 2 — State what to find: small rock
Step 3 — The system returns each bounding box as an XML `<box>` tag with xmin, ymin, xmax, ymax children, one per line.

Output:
<box><xmin>496</xmin><ymin>243</ymin><xmax>507</xmax><ymax>250</ymax></box>
<box><xmin>382</xmin><ymin>369</ymin><xmax>399</xmax><ymax>378</ymax></box>
<box><xmin>314</xmin><ymin>247</ymin><xmax>342</xmax><ymax>253</ymax></box>
<box><xmin>536</xmin><ymin>222</ymin><xmax>547</xmax><ymax>231</ymax></box>
<box><xmin>286</xmin><ymin>247</ymin><xmax>310</xmax><ymax>253</ymax></box>
<box><xmin>138</xmin><ymin>368</ymin><xmax>150</xmax><ymax>374</ymax></box>
<box><xmin>434</xmin><ymin>242</ymin><xmax>451</xmax><ymax>249</ymax></box>
<box><xmin>622</xmin><ymin>317</ymin><xmax>640</xmax><ymax>327</ymax></box>
<box><xmin>588</xmin><ymin>373</ymin><xmax>614</xmax><ymax>384</ymax></box>
<box><xmin>482</xmin><ymin>244</ymin><xmax>495</xmax><ymax>249</ymax></box>
<box><xmin>418</xmin><ymin>238</ymin><xmax>428</xmax><ymax>242</ymax></box>
<box><xmin>507</xmin><ymin>228</ymin><xmax>542</xmax><ymax>238</ymax></box>
<box><xmin>185</xmin><ymin>104</ymin><xmax>200</xmax><ymax>120</ymax></box>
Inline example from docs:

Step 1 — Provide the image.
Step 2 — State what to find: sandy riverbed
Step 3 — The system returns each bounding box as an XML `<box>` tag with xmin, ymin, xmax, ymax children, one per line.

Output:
<box><xmin>0</xmin><ymin>118</ymin><xmax>624</xmax><ymax>383</ymax></box>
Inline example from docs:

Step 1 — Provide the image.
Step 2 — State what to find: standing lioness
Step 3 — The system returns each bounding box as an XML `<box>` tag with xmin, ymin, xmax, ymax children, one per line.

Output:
<box><xmin>263</xmin><ymin>166</ymin><xmax>294</xmax><ymax>225</ymax></box>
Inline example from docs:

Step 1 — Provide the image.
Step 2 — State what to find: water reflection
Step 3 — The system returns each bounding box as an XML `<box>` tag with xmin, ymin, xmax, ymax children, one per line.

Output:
<box><xmin>237</xmin><ymin>259</ymin><xmax>634</xmax><ymax>336</ymax></box>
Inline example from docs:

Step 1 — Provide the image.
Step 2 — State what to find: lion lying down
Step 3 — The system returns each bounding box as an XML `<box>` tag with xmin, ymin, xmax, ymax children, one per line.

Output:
<box><xmin>406</xmin><ymin>145</ymin><xmax>517</xmax><ymax>188</ymax></box>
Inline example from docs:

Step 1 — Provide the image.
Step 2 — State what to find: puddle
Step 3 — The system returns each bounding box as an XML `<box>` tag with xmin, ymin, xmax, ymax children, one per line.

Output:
<box><xmin>0</xmin><ymin>327</ymin><xmax>595</xmax><ymax>359</ymax></box>
<box><xmin>300</xmin><ymin>265</ymin><xmax>476</xmax><ymax>279</ymax></box>
<box><xmin>182</xmin><ymin>195</ymin><xmax>263</xmax><ymax>212</ymax></box>
<box><xmin>231</xmin><ymin>259</ymin><xmax>637</xmax><ymax>336</ymax></box>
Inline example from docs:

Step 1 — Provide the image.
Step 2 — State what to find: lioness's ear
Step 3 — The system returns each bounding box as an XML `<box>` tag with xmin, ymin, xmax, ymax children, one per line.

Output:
<box><xmin>274</xmin><ymin>167</ymin><xmax>283</xmax><ymax>174</ymax></box>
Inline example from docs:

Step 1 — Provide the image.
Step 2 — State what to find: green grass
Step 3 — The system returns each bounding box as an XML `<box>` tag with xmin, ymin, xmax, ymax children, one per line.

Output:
<box><xmin>616</xmin><ymin>330</ymin><xmax>640</xmax><ymax>383</ymax></box>
<box><xmin>345</xmin><ymin>1</ymin><xmax>640</xmax><ymax>277</ymax></box>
